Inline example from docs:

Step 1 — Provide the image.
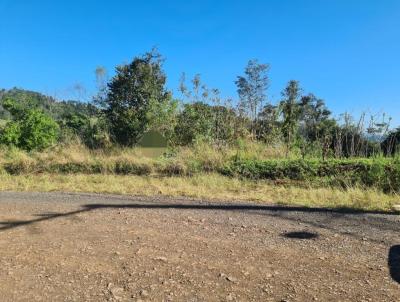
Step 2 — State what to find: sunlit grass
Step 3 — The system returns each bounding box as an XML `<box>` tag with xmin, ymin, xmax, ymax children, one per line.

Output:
<box><xmin>0</xmin><ymin>142</ymin><xmax>398</xmax><ymax>212</ymax></box>
<box><xmin>0</xmin><ymin>173</ymin><xmax>397</xmax><ymax>212</ymax></box>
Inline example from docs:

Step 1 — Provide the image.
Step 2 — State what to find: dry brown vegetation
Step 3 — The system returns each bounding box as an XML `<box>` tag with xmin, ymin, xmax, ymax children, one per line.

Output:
<box><xmin>0</xmin><ymin>142</ymin><xmax>398</xmax><ymax>212</ymax></box>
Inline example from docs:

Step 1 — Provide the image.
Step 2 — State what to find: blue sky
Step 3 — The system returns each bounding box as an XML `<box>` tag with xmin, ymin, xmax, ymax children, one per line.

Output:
<box><xmin>0</xmin><ymin>0</ymin><xmax>399</xmax><ymax>126</ymax></box>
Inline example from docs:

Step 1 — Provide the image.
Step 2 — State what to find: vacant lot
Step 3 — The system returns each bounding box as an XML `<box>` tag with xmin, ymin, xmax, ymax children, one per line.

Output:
<box><xmin>0</xmin><ymin>192</ymin><xmax>399</xmax><ymax>301</ymax></box>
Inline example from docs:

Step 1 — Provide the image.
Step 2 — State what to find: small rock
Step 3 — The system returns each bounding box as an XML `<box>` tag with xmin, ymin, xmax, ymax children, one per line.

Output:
<box><xmin>187</xmin><ymin>216</ymin><xmax>196</xmax><ymax>222</ymax></box>
<box><xmin>109</xmin><ymin>286</ymin><xmax>124</xmax><ymax>300</ymax></box>
<box><xmin>226</xmin><ymin>276</ymin><xmax>238</xmax><ymax>282</ymax></box>
<box><xmin>139</xmin><ymin>290</ymin><xmax>149</xmax><ymax>297</ymax></box>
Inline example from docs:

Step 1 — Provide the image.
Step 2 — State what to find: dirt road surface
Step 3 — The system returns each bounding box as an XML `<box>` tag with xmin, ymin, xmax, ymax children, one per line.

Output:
<box><xmin>0</xmin><ymin>192</ymin><xmax>399</xmax><ymax>301</ymax></box>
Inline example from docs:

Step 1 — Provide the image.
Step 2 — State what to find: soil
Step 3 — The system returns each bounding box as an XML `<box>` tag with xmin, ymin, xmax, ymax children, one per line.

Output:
<box><xmin>0</xmin><ymin>191</ymin><xmax>399</xmax><ymax>301</ymax></box>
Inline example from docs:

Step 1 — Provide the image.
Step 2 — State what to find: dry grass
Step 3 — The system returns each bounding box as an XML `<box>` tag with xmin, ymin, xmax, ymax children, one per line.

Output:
<box><xmin>0</xmin><ymin>173</ymin><xmax>397</xmax><ymax>212</ymax></box>
<box><xmin>0</xmin><ymin>142</ymin><xmax>288</xmax><ymax>176</ymax></box>
<box><xmin>0</xmin><ymin>143</ymin><xmax>398</xmax><ymax>212</ymax></box>
<box><xmin>0</xmin><ymin>140</ymin><xmax>287</xmax><ymax>166</ymax></box>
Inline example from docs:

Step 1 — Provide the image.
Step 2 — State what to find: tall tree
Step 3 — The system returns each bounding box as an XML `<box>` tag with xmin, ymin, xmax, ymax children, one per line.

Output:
<box><xmin>298</xmin><ymin>94</ymin><xmax>337</xmax><ymax>158</ymax></box>
<box><xmin>235</xmin><ymin>59</ymin><xmax>269</xmax><ymax>138</ymax></box>
<box><xmin>93</xmin><ymin>66</ymin><xmax>108</xmax><ymax>109</ymax></box>
<box><xmin>382</xmin><ymin>127</ymin><xmax>400</xmax><ymax>156</ymax></box>
<box><xmin>257</xmin><ymin>103</ymin><xmax>280</xmax><ymax>143</ymax></box>
<box><xmin>299</xmin><ymin>94</ymin><xmax>332</xmax><ymax>140</ymax></box>
<box><xmin>104</xmin><ymin>49</ymin><xmax>171</xmax><ymax>146</ymax></box>
<box><xmin>280</xmin><ymin>80</ymin><xmax>302</xmax><ymax>155</ymax></box>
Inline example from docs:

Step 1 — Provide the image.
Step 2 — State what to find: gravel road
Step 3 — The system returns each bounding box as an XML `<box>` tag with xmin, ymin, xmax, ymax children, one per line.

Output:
<box><xmin>0</xmin><ymin>191</ymin><xmax>399</xmax><ymax>301</ymax></box>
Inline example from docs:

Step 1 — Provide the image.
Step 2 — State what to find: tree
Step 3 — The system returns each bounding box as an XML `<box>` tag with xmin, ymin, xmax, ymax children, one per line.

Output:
<box><xmin>297</xmin><ymin>94</ymin><xmax>336</xmax><ymax>159</ymax></box>
<box><xmin>146</xmin><ymin>97</ymin><xmax>179</xmax><ymax>142</ymax></box>
<box><xmin>280</xmin><ymin>80</ymin><xmax>302</xmax><ymax>155</ymax></box>
<box><xmin>235</xmin><ymin>59</ymin><xmax>269</xmax><ymax>137</ymax></box>
<box><xmin>104</xmin><ymin>49</ymin><xmax>171</xmax><ymax>146</ymax></box>
<box><xmin>178</xmin><ymin>73</ymin><xmax>209</xmax><ymax>104</ymax></box>
<box><xmin>257</xmin><ymin>103</ymin><xmax>281</xmax><ymax>143</ymax></box>
<box><xmin>93</xmin><ymin>66</ymin><xmax>109</xmax><ymax>109</ymax></box>
<box><xmin>381</xmin><ymin>127</ymin><xmax>400</xmax><ymax>156</ymax></box>
<box><xmin>299</xmin><ymin>94</ymin><xmax>332</xmax><ymax>140</ymax></box>
<box><xmin>0</xmin><ymin>88</ymin><xmax>97</xmax><ymax>120</ymax></box>
<box><xmin>82</xmin><ymin>116</ymin><xmax>111</xmax><ymax>149</ymax></box>
<box><xmin>174</xmin><ymin>102</ymin><xmax>214</xmax><ymax>145</ymax></box>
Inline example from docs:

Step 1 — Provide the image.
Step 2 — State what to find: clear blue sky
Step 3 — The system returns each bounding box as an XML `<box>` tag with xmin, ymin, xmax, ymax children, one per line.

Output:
<box><xmin>1</xmin><ymin>0</ymin><xmax>399</xmax><ymax>126</ymax></box>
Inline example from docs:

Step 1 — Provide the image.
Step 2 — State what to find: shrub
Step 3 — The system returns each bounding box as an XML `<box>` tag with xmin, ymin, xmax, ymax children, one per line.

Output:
<box><xmin>222</xmin><ymin>158</ymin><xmax>400</xmax><ymax>193</ymax></box>
<box><xmin>0</xmin><ymin>98</ymin><xmax>59</xmax><ymax>151</ymax></box>
<box><xmin>1</xmin><ymin>122</ymin><xmax>21</xmax><ymax>146</ymax></box>
<box><xmin>19</xmin><ymin>109</ymin><xmax>59</xmax><ymax>151</ymax></box>
<box><xmin>114</xmin><ymin>160</ymin><xmax>152</xmax><ymax>175</ymax></box>
<box><xmin>174</xmin><ymin>102</ymin><xmax>214</xmax><ymax>145</ymax></box>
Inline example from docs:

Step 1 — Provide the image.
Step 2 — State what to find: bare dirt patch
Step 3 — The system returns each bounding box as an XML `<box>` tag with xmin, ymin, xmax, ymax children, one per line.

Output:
<box><xmin>0</xmin><ymin>192</ymin><xmax>399</xmax><ymax>301</ymax></box>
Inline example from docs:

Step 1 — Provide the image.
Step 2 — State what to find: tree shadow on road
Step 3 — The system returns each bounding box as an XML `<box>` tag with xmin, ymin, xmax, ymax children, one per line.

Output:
<box><xmin>389</xmin><ymin>245</ymin><xmax>400</xmax><ymax>284</ymax></box>
<box><xmin>0</xmin><ymin>201</ymin><xmax>398</xmax><ymax>238</ymax></box>
<box><xmin>1</xmin><ymin>199</ymin><xmax>398</xmax><ymax>286</ymax></box>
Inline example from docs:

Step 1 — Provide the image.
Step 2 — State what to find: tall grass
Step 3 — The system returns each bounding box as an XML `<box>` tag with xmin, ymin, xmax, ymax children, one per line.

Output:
<box><xmin>1</xmin><ymin>141</ymin><xmax>399</xmax><ymax>194</ymax></box>
<box><xmin>0</xmin><ymin>140</ymin><xmax>286</xmax><ymax>175</ymax></box>
<box><xmin>0</xmin><ymin>173</ymin><xmax>397</xmax><ymax>211</ymax></box>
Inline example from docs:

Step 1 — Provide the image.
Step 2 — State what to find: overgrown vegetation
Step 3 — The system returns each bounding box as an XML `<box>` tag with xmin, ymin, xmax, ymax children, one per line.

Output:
<box><xmin>1</xmin><ymin>49</ymin><xmax>399</xmax><ymax>208</ymax></box>
<box><xmin>0</xmin><ymin>143</ymin><xmax>399</xmax><ymax>197</ymax></box>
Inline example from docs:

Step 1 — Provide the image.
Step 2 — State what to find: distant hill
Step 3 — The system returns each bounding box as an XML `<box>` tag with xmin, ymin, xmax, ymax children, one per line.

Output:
<box><xmin>0</xmin><ymin>88</ymin><xmax>98</xmax><ymax>120</ymax></box>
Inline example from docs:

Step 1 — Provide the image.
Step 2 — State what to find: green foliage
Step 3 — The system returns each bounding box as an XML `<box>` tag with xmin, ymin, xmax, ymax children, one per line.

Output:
<box><xmin>0</xmin><ymin>88</ymin><xmax>97</xmax><ymax>120</ymax></box>
<box><xmin>0</xmin><ymin>50</ymin><xmax>398</xmax><ymax>161</ymax></box>
<box><xmin>174</xmin><ymin>102</ymin><xmax>215</xmax><ymax>145</ymax></box>
<box><xmin>279</xmin><ymin>80</ymin><xmax>302</xmax><ymax>153</ymax></box>
<box><xmin>222</xmin><ymin>157</ymin><xmax>400</xmax><ymax>193</ymax></box>
<box><xmin>105</xmin><ymin>49</ymin><xmax>171</xmax><ymax>146</ymax></box>
<box><xmin>257</xmin><ymin>104</ymin><xmax>281</xmax><ymax>143</ymax></box>
<box><xmin>82</xmin><ymin>117</ymin><xmax>111</xmax><ymax>149</ymax></box>
<box><xmin>382</xmin><ymin>127</ymin><xmax>400</xmax><ymax>156</ymax></box>
<box><xmin>61</xmin><ymin>113</ymin><xmax>89</xmax><ymax>135</ymax></box>
<box><xmin>114</xmin><ymin>160</ymin><xmax>152</xmax><ymax>175</ymax></box>
<box><xmin>0</xmin><ymin>99</ymin><xmax>59</xmax><ymax>151</ymax></box>
<box><xmin>146</xmin><ymin>97</ymin><xmax>178</xmax><ymax>142</ymax></box>
<box><xmin>235</xmin><ymin>59</ymin><xmax>269</xmax><ymax>137</ymax></box>
<box><xmin>18</xmin><ymin>110</ymin><xmax>59</xmax><ymax>151</ymax></box>
<box><xmin>1</xmin><ymin>122</ymin><xmax>22</xmax><ymax>146</ymax></box>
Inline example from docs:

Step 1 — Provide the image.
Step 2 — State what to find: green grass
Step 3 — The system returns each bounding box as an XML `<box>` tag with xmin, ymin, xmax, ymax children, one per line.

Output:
<box><xmin>222</xmin><ymin>157</ymin><xmax>400</xmax><ymax>193</ymax></box>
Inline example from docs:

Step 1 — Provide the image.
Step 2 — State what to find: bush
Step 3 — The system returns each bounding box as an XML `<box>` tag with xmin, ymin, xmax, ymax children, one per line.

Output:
<box><xmin>0</xmin><ymin>99</ymin><xmax>59</xmax><ymax>151</ymax></box>
<box><xmin>19</xmin><ymin>109</ymin><xmax>59</xmax><ymax>151</ymax></box>
<box><xmin>1</xmin><ymin>122</ymin><xmax>21</xmax><ymax>146</ymax></box>
<box><xmin>114</xmin><ymin>160</ymin><xmax>152</xmax><ymax>175</ymax></box>
<box><xmin>174</xmin><ymin>102</ymin><xmax>214</xmax><ymax>145</ymax></box>
<box><xmin>222</xmin><ymin>158</ymin><xmax>400</xmax><ymax>193</ymax></box>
